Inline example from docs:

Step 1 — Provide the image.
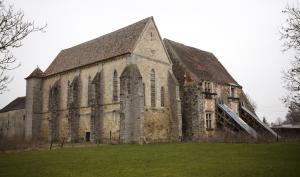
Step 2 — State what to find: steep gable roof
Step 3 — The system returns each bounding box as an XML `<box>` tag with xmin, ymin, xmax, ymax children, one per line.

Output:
<box><xmin>26</xmin><ymin>67</ymin><xmax>44</xmax><ymax>79</ymax></box>
<box><xmin>163</xmin><ymin>39</ymin><xmax>240</xmax><ymax>86</ymax></box>
<box><xmin>44</xmin><ymin>17</ymin><xmax>152</xmax><ymax>76</ymax></box>
<box><xmin>0</xmin><ymin>97</ymin><xmax>26</xmax><ymax>113</ymax></box>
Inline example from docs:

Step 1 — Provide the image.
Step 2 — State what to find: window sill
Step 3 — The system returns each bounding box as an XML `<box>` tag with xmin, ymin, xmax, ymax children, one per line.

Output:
<box><xmin>228</xmin><ymin>97</ymin><xmax>240</xmax><ymax>101</ymax></box>
<box><xmin>206</xmin><ymin>128</ymin><xmax>214</xmax><ymax>131</ymax></box>
<box><xmin>145</xmin><ymin>107</ymin><xmax>167</xmax><ymax>112</ymax></box>
<box><xmin>202</xmin><ymin>92</ymin><xmax>217</xmax><ymax>99</ymax></box>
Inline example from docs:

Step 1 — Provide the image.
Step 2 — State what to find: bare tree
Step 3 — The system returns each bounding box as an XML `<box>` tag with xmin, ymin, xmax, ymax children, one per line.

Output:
<box><xmin>244</xmin><ymin>92</ymin><xmax>257</xmax><ymax>111</ymax></box>
<box><xmin>0</xmin><ymin>0</ymin><xmax>45</xmax><ymax>94</ymax></box>
<box><xmin>262</xmin><ymin>116</ymin><xmax>269</xmax><ymax>126</ymax></box>
<box><xmin>280</xmin><ymin>5</ymin><xmax>300</xmax><ymax>124</ymax></box>
<box><xmin>274</xmin><ymin>117</ymin><xmax>283</xmax><ymax>126</ymax></box>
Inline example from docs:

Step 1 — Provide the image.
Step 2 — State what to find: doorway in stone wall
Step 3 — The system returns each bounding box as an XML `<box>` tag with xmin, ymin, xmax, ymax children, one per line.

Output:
<box><xmin>86</xmin><ymin>132</ymin><xmax>91</xmax><ymax>142</ymax></box>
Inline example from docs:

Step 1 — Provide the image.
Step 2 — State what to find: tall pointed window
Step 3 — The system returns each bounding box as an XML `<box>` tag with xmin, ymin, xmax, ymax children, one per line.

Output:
<box><xmin>113</xmin><ymin>70</ymin><xmax>118</xmax><ymax>101</ymax></box>
<box><xmin>150</xmin><ymin>69</ymin><xmax>156</xmax><ymax>107</ymax></box>
<box><xmin>143</xmin><ymin>83</ymin><xmax>145</xmax><ymax>106</ymax></box>
<box><xmin>161</xmin><ymin>87</ymin><xmax>165</xmax><ymax>107</ymax></box>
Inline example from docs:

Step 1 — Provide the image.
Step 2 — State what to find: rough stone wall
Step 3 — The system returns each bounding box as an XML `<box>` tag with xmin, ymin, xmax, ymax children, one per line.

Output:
<box><xmin>39</xmin><ymin>58</ymin><xmax>127</xmax><ymax>143</ymax></box>
<box><xmin>120</xmin><ymin>64</ymin><xmax>144</xmax><ymax>143</ymax></box>
<box><xmin>25</xmin><ymin>77</ymin><xmax>42</xmax><ymax>141</ymax></box>
<box><xmin>133</xmin><ymin>20</ymin><xmax>170</xmax><ymax>64</ymax></box>
<box><xmin>182</xmin><ymin>82</ymin><xmax>205</xmax><ymax>141</ymax></box>
<box><xmin>168</xmin><ymin>71</ymin><xmax>182</xmax><ymax>141</ymax></box>
<box><xmin>89</xmin><ymin>72</ymin><xmax>103</xmax><ymax>143</ymax></box>
<box><xmin>0</xmin><ymin>109</ymin><xmax>26</xmax><ymax>139</ymax></box>
<box><xmin>215</xmin><ymin>84</ymin><xmax>241</xmax><ymax>114</ymax></box>
<box><xmin>48</xmin><ymin>81</ymin><xmax>60</xmax><ymax>142</ymax></box>
<box><xmin>143</xmin><ymin>109</ymin><xmax>171</xmax><ymax>142</ymax></box>
<box><xmin>67</xmin><ymin>76</ymin><xmax>81</xmax><ymax>142</ymax></box>
<box><xmin>130</xmin><ymin>19</ymin><xmax>178</xmax><ymax>142</ymax></box>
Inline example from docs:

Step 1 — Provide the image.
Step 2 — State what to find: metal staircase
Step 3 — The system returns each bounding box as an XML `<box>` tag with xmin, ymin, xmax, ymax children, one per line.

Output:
<box><xmin>216</xmin><ymin>103</ymin><xmax>258</xmax><ymax>139</ymax></box>
<box><xmin>239</xmin><ymin>104</ymin><xmax>279</xmax><ymax>138</ymax></box>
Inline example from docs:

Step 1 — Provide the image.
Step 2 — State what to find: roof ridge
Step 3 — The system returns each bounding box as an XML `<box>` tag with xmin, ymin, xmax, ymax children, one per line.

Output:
<box><xmin>0</xmin><ymin>96</ymin><xmax>26</xmax><ymax>113</ymax></box>
<box><xmin>64</xmin><ymin>17</ymin><xmax>153</xmax><ymax>51</ymax></box>
<box><xmin>26</xmin><ymin>67</ymin><xmax>44</xmax><ymax>79</ymax></box>
<box><xmin>164</xmin><ymin>38</ymin><xmax>213</xmax><ymax>55</ymax></box>
<box><xmin>44</xmin><ymin>17</ymin><xmax>152</xmax><ymax>76</ymax></box>
<box><xmin>164</xmin><ymin>38</ymin><xmax>240</xmax><ymax>86</ymax></box>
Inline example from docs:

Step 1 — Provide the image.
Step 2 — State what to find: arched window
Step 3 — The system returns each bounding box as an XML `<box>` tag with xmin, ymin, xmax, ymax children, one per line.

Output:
<box><xmin>150</xmin><ymin>69</ymin><xmax>156</xmax><ymax>107</ymax></box>
<box><xmin>113</xmin><ymin>70</ymin><xmax>118</xmax><ymax>101</ymax></box>
<box><xmin>161</xmin><ymin>87</ymin><xmax>165</xmax><ymax>107</ymax></box>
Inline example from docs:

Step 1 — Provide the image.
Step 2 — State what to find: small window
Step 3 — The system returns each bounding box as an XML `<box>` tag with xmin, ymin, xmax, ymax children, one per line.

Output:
<box><xmin>23</xmin><ymin>115</ymin><xmax>25</xmax><ymax>120</ymax></box>
<box><xmin>204</xmin><ymin>82</ymin><xmax>212</xmax><ymax>93</ymax></box>
<box><xmin>206</xmin><ymin>113</ymin><xmax>212</xmax><ymax>129</ymax></box>
<box><xmin>161</xmin><ymin>87</ymin><xmax>165</xmax><ymax>107</ymax></box>
<box><xmin>230</xmin><ymin>87</ymin><xmax>235</xmax><ymax>97</ymax></box>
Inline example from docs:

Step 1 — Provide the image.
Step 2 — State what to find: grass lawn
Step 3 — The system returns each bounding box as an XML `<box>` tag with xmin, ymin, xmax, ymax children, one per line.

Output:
<box><xmin>0</xmin><ymin>143</ymin><xmax>300</xmax><ymax>177</ymax></box>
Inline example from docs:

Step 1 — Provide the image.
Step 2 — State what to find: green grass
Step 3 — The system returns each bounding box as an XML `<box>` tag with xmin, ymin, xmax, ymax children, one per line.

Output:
<box><xmin>0</xmin><ymin>143</ymin><xmax>300</xmax><ymax>177</ymax></box>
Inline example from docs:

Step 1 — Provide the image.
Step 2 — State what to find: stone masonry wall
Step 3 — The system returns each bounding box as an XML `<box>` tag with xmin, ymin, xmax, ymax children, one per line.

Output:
<box><xmin>67</xmin><ymin>76</ymin><xmax>81</xmax><ymax>142</ymax></box>
<box><xmin>0</xmin><ymin>109</ymin><xmax>26</xmax><ymax>139</ymax></box>
<box><xmin>182</xmin><ymin>82</ymin><xmax>205</xmax><ymax>141</ymax></box>
<box><xmin>89</xmin><ymin>72</ymin><xmax>103</xmax><ymax>143</ymax></box>
<box><xmin>120</xmin><ymin>64</ymin><xmax>144</xmax><ymax>144</ymax></box>
<box><xmin>168</xmin><ymin>71</ymin><xmax>182</xmax><ymax>141</ymax></box>
<box><xmin>33</xmin><ymin>18</ymin><xmax>179</xmax><ymax>143</ymax></box>
<box><xmin>48</xmin><ymin>80</ymin><xmax>60</xmax><ymax>142</ymax></box>
<box><xmin>25</xmin><ymin>77</ymin><xmax>43</xmax><ymax>140</ymax></box>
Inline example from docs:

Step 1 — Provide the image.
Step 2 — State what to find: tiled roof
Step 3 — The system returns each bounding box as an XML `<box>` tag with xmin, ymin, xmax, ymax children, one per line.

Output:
<box><xmin>44</xmin><ymin>17</ymin><xmax>152</xmax><ymax>76</ymax></box>
<box><xmin>164</xmin><ymin>39</ymin><xmax>239</xmax><ymax>86</ymax></box>
<box><xmin>0</xmin><ymin>97</ymin><xmax>26</xmax><ymax>113</ymax></box>
<box><xmin>26</xmin><ymin>67</ymin><xmax>44</xmax><ymax>79</ymax></box>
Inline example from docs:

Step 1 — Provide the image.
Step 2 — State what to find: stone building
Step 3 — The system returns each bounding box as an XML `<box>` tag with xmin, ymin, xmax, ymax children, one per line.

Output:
<box><xmin>0</xmin><ymin>17</ymin><xmax>277</xmax><ymax>144</ymax></box>
<box><xmin>24</xmin><ymin>17</ymin><xmax>181</xmax><ymax>144</ymax></box>
<box><xmin>164</xmin><ymin>39</ymin><xmax>277</xmax><ymax>140</ymax></box>
<box><xmin>0</xmin><ymin>97</ymin><xmax>26</xmax><ymax>139</ymax></box>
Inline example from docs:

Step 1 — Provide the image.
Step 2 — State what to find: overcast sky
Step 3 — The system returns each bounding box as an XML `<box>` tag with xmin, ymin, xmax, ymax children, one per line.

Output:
<box><xmin>0</xmin><ymin>0</ymin><xmax>298</xmax><ymax>123</ymax></box>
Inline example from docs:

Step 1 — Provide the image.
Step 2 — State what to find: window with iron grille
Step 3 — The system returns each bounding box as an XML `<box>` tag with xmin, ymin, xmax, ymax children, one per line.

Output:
<box><xmin>206</xmin><ymin>113</ymin><xmax>212</xmax><ymax>129</ymax></box>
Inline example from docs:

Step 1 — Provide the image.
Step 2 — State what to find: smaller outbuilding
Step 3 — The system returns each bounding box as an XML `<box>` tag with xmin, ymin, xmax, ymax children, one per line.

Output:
<box><xmin>0</xmin><ymin>97</ymin><xmax>26</xmax><ymax>139</ymax></box>
<box><xmin>272</xmin><ymin>124</ymin><xmax>300</xmax><ymax>139</ymax></box>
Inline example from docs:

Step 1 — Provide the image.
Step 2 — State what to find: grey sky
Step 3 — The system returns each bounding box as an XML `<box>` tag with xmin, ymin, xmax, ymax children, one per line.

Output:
<box><xmin>0</xmin><ymin>0</ymin><xmax>297</xmax><ymax>123</ymax></box>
